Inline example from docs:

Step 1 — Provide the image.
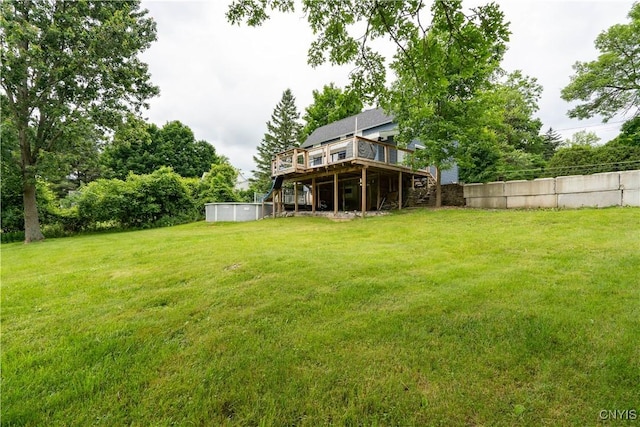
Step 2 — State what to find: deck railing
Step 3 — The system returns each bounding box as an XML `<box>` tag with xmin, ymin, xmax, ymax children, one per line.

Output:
<box><xmin>272</xmin><ymin>137</ymin><xmax>425</xmax><ymax>176</ymax></box>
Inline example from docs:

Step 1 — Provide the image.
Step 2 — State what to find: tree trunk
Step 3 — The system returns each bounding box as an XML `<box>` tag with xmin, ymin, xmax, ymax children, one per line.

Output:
<box><xmin>23</xmin><ymin>180</ymin><xmax>45</xmax><ymax>243</ymax></box>
<box><xmin>18</xmin><ymin>116</ymin><xmax>45</xmax><ymax>243</ymax></box>
<box><xmin>435</xmin><ymin>167</ymin><xmax>442</xmax><ymax>208</ymax></box>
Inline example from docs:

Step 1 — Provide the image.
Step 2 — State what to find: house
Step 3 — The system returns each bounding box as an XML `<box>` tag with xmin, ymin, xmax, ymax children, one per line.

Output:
<box><xmin>269</xmin><ymin>108</ymin><xmax>457</xmax><ymax>215</ymax></box>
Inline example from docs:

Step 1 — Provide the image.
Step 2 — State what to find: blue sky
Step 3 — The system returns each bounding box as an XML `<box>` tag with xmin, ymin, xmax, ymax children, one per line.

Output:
<box><xmin>140</xmin><ymin>1</ymin><xmax>635</xmax><ymax>175</ymax></box>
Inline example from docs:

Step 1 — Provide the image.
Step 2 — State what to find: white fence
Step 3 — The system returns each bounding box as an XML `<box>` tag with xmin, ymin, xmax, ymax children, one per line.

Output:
<box><xmin>464</xmin><ymin>170</ymin><xmax>640</xmax><ymax>209</ymax></box>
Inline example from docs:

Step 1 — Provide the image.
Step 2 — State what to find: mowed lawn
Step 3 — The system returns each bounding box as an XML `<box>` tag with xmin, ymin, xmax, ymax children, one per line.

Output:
<box><xmin>2</xmin><ymin>208</ymin><xmax>639</xmax><ymax>426</ymax></box>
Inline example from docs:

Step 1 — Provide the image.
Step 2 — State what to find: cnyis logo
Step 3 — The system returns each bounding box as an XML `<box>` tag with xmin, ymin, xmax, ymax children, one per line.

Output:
<box><xmin>598</xmin><ymin>409</ymin><xmax>637</xmax><ymax>420</ymax></box>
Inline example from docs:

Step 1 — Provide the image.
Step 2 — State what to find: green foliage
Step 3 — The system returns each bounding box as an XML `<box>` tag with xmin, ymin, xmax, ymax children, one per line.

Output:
<box><xmin>459</xmin><ymin>71</ymin><xmax>545</xmax><ymax>182</ymax></box>
<box><xmin>57</xmin><ymin>164</ymin><xmax>246</xmax><ymax>231</ymax></box>
<box><xmin>547</xmin><ymin>140</ymin><xmax>640</xmax><ymax>176</ymax></box>
<box><xmin>101</xmin><ymin>115</ymin><xmax>159</xmax><ymax>178</ymax></box>
<box><xmin>459</xmin><ymin>142</ymin><xmax>547</xmax><ymax>183</ymax></box>
<box><xmin>561</xmin><ymin>3</ymin><xmax>640</xmax><ymax>121</ymax></box>
<box><xmin>102</xmin><ymin>116</ymin><xmax>220</xmax><ymax>179</ymax></box>
<box><xmin>228</xmin><ymin>1</ymin><xmax>509</xmax><ymax>103</ymax></box>
<box><xmin>609</xmin><ymin>116</ymin><xmax>640</xmax><ymax>147</ymax></box>
<box><xmin>156</xmin><ymin>121</ymin><xmax>219</xmax><ymax>178</ymax></box>
<box><xmin>481</xmin><ymin>71</ymin><xmax>544</xmax><ymax>155</ymax></box>
<box><xmin>302</xmin><ymin>83</ymin><xmax>363</xmax><ymax>138</ymax></box>
<box><xmin>498</xmin><ymin>150</ymin><xmax>546</xmax><ymax>181</ymax></box>
<box><xmin>76</xmin><ymin>167</ymin><xmax>196</xmax><ymax>229</ymax></box>
<box><xmin>252</xmin><ymin>89</ymin><xmax>303</xmax><ymax>193</ymax></box>
<box><xmin>0</xmin><ymin>118</ymin><xmax>66</xmax><ymax>231</ymax></box>
<box><xmin>1</xmin><ymin>114</ymin><xmax>23</xmax><ymax>232</ymax></box>
<box><xmin>76</xmin><ymin>178</ymin><xmax>130</xmax><ymax>225</ymax></box>
<box><xmin>0</xmin><ymin>0</ymin><xmax>158</xmax><ymax>241</ymax></box>
<box><xmin>541</xmin><ymin>127</ymin><xmax>563</xmax><ymax>160</ymax></box>
<box><xmin>457</xmin><ymin>137</ymin><xmax>502</xmax><ymax>183</ymax></box>
<box><xmin>563</xmin><ymin>130</ymin><xmax>601</xmax><ymax>147</ymax></box>
<box><xmin>387</xmin><ymin>1</ymin><xmax>510</xmax><ymax>203</ymax></box>
<box><xmin>190</xmin><ymin>163</ymin><xmax>241</xmax><ymax>214</ymax></box>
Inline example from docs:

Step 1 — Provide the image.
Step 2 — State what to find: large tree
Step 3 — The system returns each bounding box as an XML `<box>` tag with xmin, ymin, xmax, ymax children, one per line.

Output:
<box><xmin>486</xmin><ymin>71</ymin><xmax>544</xmax><ymax>156</ymax></box>
<box><xmin>1</xmin><ymin>1</ymin><xmax>158</xmax><ymax>242</ymax></box>
<box><xmin>561</xmin><ymin>2</ymin><xmax>640</xmax><ymax>121</ymax></box>
<box><xmin>386</xmin><ymin>2</ymin><xmax>510</xmax><ymax>205</ymax></box>
<box><xmin>252</xmin><ymin>88</ymin><xmax>303</xmax><ymax>193</ymax></box>
<box><xmin>229</xmin><ymin>1</ymin><xmax>510</xmax><ymax>206</ymax></box>
<box><xmin>302</xmin><ymin>83</ymin><xmax>363</xmax><ymax>138</ymax></box>
<box><xmin>102</xmin><ymin>117</ymin><xmax>220</xmax><ymax>179</ymax></box>
<box><xmin>458</xmin><ymin>71</ymin><xmax>545</xmax><ymax>183</ymax></box>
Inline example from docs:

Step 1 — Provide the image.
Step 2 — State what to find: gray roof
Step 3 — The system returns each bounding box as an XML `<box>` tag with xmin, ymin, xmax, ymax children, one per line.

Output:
<box><xmin>301</xmin><ymin>108</ymin><xmax>394</xmax><ymax>148</ymax></box>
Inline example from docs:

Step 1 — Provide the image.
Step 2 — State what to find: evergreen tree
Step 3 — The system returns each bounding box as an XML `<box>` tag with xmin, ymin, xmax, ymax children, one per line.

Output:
<box><xmin>252</xmin><ymin>89</ymin><xmax>303</xmax><ymax>193</ymax></box>
<box><xmin>541</xmin><ymin>127</ymin><xmax>563</xmax><ymax>160</ymax></box>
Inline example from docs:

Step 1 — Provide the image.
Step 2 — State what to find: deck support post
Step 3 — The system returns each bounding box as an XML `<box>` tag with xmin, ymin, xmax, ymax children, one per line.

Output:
<box><xmin>311</xmin><ymin>177</ymin><xmax>316</xmax><ymax>213</ymax></box>
<box><xmin>294</xmin><ymin>181</ymin><xmax>299</xmax><ymax>213</ymax></box>
<box><xmin>376</xmin><ymin>174</ymin><xmax>381</xmax><ymax>211</ymax></box>
<box><xmin>273</xmin><ymin>190</ymin><xmax>277</xmax><ymax>218</ymax></box>
<box><xmin>278</xmin><ymin>189</ymin><xmax>283</xmax><ymax>216</ymax></box>
<box><xmin>398</xmin><ymin>171</ymin><xmax>403</xmax><ymax>210</ymax></box>
<box><xmin>334</xmin><ymin>172</ymin><xmax>339</xmax><ymax>215</ymax></box>
<box><xmin>361</xmin><ymin>167</ymin><xmax>367</xmax><ymax>216</ymax></box>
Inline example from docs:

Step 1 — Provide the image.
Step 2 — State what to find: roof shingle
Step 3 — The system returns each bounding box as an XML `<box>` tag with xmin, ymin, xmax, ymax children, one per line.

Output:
<box><xmin>301</xmin><ymin>108</ymin><xmax>394</xmax><ymax>148</ymax></box>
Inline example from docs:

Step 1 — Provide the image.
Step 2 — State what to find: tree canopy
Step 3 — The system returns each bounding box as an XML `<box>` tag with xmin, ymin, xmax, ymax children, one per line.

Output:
<box><xmin>302</xmin><ymin>83</ymin><xmax>363</xmax><ymax>138</ymax></box>
<box><xmin>227</xmin><ymin>0</ymin><xmax>508</xmax><ymax>103</ymax></box>
<box><xmin>385</xmin><ymin>1</ymin><xmax>510</xmax><ymax>204</ymax></box>
<box><xmin>612</xmin><ymin>116</ymin><xmax>640</xmax><ymax>147</ymax></box>
<box><xmin>1</xmin><ymin>0</ymin><xmax>158</xmax><ymax>242</ymax></box>
<box><xmin>229</xmin><ymin>1</ymin><xmax>511</xmax><ymax>205</ymax></box>
<box><xmin>102</xmin><ymin>117</ymin><xmax>220</xmax><ymax>179</ymax></box>
<box><xmin>561</xmin><ymin>2</ymin><xmax>640</xmax><ymax>121</ymax></box>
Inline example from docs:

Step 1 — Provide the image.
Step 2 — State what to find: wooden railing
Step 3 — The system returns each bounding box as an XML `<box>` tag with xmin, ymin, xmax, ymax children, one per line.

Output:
<box><xmin>272</xmin><ymin>137</ymin><xmax>427</xmax><ymax>176</ymax></box>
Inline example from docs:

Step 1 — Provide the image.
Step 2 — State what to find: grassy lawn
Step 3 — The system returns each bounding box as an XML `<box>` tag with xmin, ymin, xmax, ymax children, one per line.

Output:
<box><xmin>2</xmin><ymin>208</ymin><xmax>639</xmax><ymax>426</ymax></box>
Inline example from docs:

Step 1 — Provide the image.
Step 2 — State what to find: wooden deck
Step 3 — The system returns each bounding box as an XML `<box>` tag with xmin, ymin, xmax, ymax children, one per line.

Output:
<box><xmin>271</xmin><ymin>136</ymin><xmax>433</xmax><ymax>179</ymax></box>
<box><xmin>269</xmin><ymin>136</ymin><xmax>436</xmax><ymax>216</ymax></box>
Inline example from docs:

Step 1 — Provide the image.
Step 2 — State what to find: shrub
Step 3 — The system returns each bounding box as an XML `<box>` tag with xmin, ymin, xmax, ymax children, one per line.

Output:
<box><xmin>75</xmin><ymin>167</ymin><xmax>196</xmax><ymax>229</ymax></box>
<box><xmin>120</xmin><ymin>167</ymin><xmax>196</xmax><ymax>227</ymax></box>
<box><xmin>76</xmin><ymin>178</ymin><xmax>129</xmax><ymax>225</ymax></box>
<box><xmin>547</xmin><ymin>142</ymin><xmax>640</xmax><ymax>176</ymax></box>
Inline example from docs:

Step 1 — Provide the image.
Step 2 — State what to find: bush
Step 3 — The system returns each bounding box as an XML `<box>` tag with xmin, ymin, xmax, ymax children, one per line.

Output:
<box><xmin>120</xmin><ymin>167</ymin><xmax>196</xmax><ymax>227</ymax></box>
<box><xmin>547</xmin><ymin>143</ymin><xmax>640</xmax><ymax>176</ymax></box>
<box><xmin>190</xmin><ymin>163</ymin><xmax>241</xmax><ymax>214</ymax></box>
<box><xmin>75</xmin><ymin>167</ymin><xmax>196</xmax><ymax>229</ymax></box>
<box><xmin>76</xmin><ymin>178</ymin><xmax>129</xmax><ymax>226</ymax></box>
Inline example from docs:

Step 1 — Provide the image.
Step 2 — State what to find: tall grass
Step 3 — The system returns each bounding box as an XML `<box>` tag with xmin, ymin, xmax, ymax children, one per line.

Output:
<box><xmin>2</xmin><ymin>208</ymin><xmax>639</xmax><ymax>426</ymax></box>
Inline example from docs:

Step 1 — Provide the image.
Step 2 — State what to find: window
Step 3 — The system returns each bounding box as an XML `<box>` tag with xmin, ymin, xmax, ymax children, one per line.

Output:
<box><xmin>331</xmin><ymin>150</ymin><xmax>347</xmax><ymax>162</ymax></box>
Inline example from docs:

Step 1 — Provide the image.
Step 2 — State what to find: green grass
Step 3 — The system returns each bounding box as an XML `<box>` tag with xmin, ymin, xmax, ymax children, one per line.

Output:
<box><xmin>2</xmin><ymin>208</ymin><xmax>639</xmax><ymax>426</ymax></box>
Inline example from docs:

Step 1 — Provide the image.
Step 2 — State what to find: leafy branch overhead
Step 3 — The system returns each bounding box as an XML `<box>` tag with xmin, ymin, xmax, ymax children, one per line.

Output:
<box><xmin>228</xmin><ymin>0</ymin><xmax>512</xmax><ymax>207</ymax></box>
<box><xmin>227</xmin><ymin>0</ymin><xmax>508</xmax><ymax>103</ymax></box>
<box><xmin>561</xmin><ymin>3</ymin><xmax>640</xmax><ymax>121</ymax></box>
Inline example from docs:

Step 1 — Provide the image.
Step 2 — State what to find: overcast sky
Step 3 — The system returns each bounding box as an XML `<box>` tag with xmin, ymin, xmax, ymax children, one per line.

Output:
<box><xmin>139</xmin><ymin>1</ymin><xmax>635</xmax><ymax>176</ymax></box>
